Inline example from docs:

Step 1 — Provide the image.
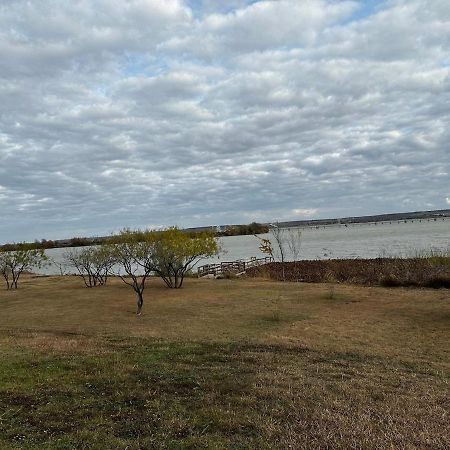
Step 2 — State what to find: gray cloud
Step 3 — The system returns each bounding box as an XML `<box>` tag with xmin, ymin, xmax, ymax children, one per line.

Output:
<box><xmin>0</xmin><ymin>0</ymin><xmax>449</xmax><ymax>242</ymax></box>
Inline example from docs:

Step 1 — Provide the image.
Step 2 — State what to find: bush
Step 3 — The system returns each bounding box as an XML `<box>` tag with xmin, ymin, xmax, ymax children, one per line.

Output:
<box><xmin>424</xmin><ymin>277</ymin><xmax>450</xmax><ymax>289</ymax></box>
<box><xmin>246</xmin><ymin>257</ymin><xmax>450</xmax><ymax>288</ymax></box>
<box><xmin>380</xmin><ymin>275</ymin><xmax>402</xmax><ymax>287</ymax></box>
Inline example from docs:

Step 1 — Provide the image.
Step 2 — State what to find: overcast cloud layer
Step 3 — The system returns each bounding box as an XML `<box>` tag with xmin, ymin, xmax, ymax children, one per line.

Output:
<box><xmin>1</xmin><ymin>0</ymin><xmax>449</xmax><ymax>241</ymax></box>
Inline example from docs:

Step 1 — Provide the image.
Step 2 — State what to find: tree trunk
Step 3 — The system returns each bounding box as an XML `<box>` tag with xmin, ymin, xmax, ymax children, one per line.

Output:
<box><xmin>12</xmin><ymin>272</ymin><xmax>19</xmax><ymax>289</ymax></box>
<box><xmin>136</xmin><ymin>291</ymin><xmax>144</xmax><ymax>315</ymax></box>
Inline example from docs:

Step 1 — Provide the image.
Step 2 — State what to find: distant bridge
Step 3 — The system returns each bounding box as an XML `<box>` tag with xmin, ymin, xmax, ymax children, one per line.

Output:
<box><xmin>197</xmin><ymin>256</ymin><xmax>273</xmax><ymax>277</ymax></box>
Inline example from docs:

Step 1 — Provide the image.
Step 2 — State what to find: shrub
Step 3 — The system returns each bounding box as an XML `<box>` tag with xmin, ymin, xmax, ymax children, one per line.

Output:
<box><xmin>246</xmin><ymin>256</ymin><xmax>450</xmax><ymax>288</ymax></box>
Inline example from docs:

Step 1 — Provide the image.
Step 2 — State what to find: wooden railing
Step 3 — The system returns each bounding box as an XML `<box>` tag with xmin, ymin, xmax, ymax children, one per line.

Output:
<box><xmin>197</xmin><ymin>256</ymin><xmax>273</xmax><ymax>277</ymax></box>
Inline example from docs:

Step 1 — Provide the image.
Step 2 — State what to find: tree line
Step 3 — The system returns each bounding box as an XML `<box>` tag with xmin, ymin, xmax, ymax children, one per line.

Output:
<box><xmin>217</xmin><ymin>222</ymin><xmax>269</xmax><ymax>237</ymax></box>
<box><xmin>0</xmin><ymin>222</ymin><xmax>269</xmax><ymax>252</ymax></box>
<box><xmin>0</xmin><ymin>237</ymin><xmax>98</xmax><ymax>252</ymax></box>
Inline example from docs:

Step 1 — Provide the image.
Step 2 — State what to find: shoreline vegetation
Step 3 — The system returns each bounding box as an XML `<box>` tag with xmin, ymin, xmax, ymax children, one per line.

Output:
<box><xmin>245</xmin><ymin>256</ymin><xmax>450</xmax><ymax>289</ymax></box>
<box><xmin>0</xmin><ymin>222</ymin><xmax>270</xmax><ymax>251</ymax></box>
<box><xmin>1</xmin><ymin>208</ymin><xmax>449</xmax><ymax>251</ymax></box>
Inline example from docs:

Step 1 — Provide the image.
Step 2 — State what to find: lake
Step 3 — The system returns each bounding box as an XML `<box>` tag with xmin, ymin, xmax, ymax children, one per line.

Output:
<box><xmin>37</xmin><ymin>217</ymin><xmax>450</xmax><ymax>275</ymax></box>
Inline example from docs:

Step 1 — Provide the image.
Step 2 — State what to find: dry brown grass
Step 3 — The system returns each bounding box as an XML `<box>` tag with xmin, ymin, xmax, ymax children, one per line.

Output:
<box><xmin>0</xmin><ymin>275</ymin><xmax>449</xmax><ymax>449</ymax></box>
<box><xmin>1</xmin><ymin>275</ymin><xmax>449</xmax><ymax>360</ymax></box>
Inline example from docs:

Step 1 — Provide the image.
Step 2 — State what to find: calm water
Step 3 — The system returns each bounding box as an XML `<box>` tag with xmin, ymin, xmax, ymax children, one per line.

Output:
<box><xmin>37</xmin><ymin>218</ymin><xmax>450</xmax><ymax>275</ymax></box>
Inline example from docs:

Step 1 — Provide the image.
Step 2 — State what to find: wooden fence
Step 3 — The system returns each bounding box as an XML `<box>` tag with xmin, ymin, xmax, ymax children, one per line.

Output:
<box><xmin>197</xmin><ymin>256</ymin><xmax>273</xmax><ymax>277</ymax></box>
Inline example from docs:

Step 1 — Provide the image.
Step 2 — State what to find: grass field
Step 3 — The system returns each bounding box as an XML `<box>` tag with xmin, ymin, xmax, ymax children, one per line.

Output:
<box><xmin>0</xmin><ymin>276</ymin><xmax>449</xmax><ymax>449</ymax></box>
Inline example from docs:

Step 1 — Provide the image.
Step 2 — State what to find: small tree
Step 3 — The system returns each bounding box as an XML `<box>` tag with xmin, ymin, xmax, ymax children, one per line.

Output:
<box><xmin>286</xmin><ymin>227</ymin><xmax>302</xmax><ymax>261</ymax></box>
<box><xmin>256</xmin><ymin>224</ymin><xmax>302</xmax><ymax>281</ymax></box>
<box><xmin>109</xmin><ymin>231</ymin><xmax>155</xmax><ymax>315</ymax></box>
<box><xmin>64</xmin><ymin>245</ymin><xmax>115</xmax><ymax>288</ymax></box>
<box><xmin>256</xmin><ymin>236</ymin><xmax>274</xmax><ymax>259</ymax></box>
<box><xmin>148</xmin><ymin>227</ymin><xmax>220</xmax><ymax>288</ymax></box>
<box><xmin>0</xmin><ymin>246</ymin><xmax>48</xmax><ymax>290</ymax></box>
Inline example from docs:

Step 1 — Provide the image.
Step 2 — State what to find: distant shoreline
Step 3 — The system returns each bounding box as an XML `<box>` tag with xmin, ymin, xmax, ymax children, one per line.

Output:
<box><xmin>186</xmin><ymin>208</ymin><xmax>450</xmax><ymax>232</ymax></box>
<box><xmin>1</xmin><ymin>209</ymin><xmax>449</xmax><ymax>250</ymax></box>
<box><xmin>272</xmin><ymin>208</ymin><xmax>450</xmax><ymax>229</ymax></box>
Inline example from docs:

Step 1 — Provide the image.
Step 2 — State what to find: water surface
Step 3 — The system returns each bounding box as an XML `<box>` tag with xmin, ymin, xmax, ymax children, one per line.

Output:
<box><xmin>38</xmin><ymin>218</ymin><xmax>449</xmax><ymax>275</ymax></box>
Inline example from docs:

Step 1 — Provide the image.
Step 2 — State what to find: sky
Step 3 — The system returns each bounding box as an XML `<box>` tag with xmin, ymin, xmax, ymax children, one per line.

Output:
<box><xmin>0</xmin><ymin>0</ymin><xmax>449</xmax><ymax>242</ymax></box>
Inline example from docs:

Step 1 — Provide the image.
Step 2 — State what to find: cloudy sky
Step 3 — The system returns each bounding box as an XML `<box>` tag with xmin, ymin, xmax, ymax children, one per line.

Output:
<box><xmin>0</xmin><ymin>0</ymin><xmax>449</xmax><ymax>242</ymax></box>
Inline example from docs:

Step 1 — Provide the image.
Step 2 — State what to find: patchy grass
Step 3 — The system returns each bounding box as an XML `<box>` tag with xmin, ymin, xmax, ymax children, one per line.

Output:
<box><xmin>0</xmin><ymin>276</ymin><xmax>449</xmax><ymax>449</ymax></box>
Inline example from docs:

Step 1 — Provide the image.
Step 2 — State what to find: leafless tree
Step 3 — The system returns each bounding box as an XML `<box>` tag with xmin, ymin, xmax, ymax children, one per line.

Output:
<box><xmin>286</xmin><ymin>227</ymin><xmax>302</xmax><ymax>261</ymax></box>
<box><xmin>64</xmin><ymin>246</ymin><xmax>114</xmax><ymax>288</ymax></box>
<box><xmin>268</xmin><ymin>224</ymin><xmax>302</xmax><ymax>281</ymax></box>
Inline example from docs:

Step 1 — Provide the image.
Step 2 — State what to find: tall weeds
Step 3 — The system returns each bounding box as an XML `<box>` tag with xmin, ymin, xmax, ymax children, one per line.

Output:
<box><xmin>247</xmin><ymin>249</ymin><xmax>450</xmax><ymax>288</ymax></box>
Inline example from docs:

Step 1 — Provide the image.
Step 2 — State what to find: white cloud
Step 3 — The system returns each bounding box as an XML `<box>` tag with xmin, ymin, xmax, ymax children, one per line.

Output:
<box><xmin>292</xmin><ymin>209</ymin><xmax>318</xmax><ymax>217</ymax></box>
<box><xmin>0</xmin><ymin>0</ymin><xmax>449</xmax><ymax>241</ymax></box>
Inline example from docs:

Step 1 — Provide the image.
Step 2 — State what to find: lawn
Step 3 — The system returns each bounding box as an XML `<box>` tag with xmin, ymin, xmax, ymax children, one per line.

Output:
<box><xmin>0</xmin><ymin>276</ymin><xmax>449</xmax><ymax>449</ymax></box>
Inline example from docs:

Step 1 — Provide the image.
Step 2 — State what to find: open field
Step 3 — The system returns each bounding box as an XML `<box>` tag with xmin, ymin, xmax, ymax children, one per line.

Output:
<box><xmin>0</xmin><ymin>276</ymin><xmax>449</xmax><ymax>449</ymax></box>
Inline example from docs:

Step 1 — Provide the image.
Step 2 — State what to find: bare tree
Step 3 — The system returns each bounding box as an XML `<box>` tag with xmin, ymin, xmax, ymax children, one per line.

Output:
<box><xmin>269</xmin><ymin>224</ymin><xmax>287</xmax><ymax>281</ymax></box>
<box><xmin>50</xmin><ymin>257</ymin><xmax>68</xmax><ymax>276</ymax></box>
<box><xmin>258</xmin><ymin>224</ymin><xmax>302</xmax><ymax>281</ymax></box>
<box><xmin>92</xmin><ymin>244</ymin><xmax>116</xmax><ymax>285</ymax></box>
<box><xmin>286</xmin><ymin>227</ymin><xmax>302</xmax><ymax>261</ymax></box>
<box><xmin>64</xmin><ymin>246</ymin><xmax>114</xmax><ymax>288</ymax></box>
<box><xmin>0</xmin><ymin>247</ymin><xmax>48</xmax><ymax>290</ymax></box>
